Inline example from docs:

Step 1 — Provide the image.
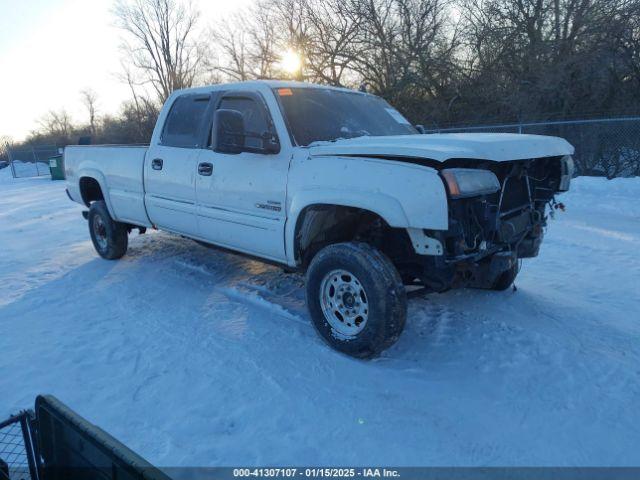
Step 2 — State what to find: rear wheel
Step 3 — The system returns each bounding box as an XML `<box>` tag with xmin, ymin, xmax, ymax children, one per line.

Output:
<box><xmin>88</xmin><ymin>200</ymin><xmax>128</xmax><ymax>260</ymax></box>
<box><xmin>305</xmin><ymin>242</ymin><xmax>407</xmax><ymax>358</ymax></box>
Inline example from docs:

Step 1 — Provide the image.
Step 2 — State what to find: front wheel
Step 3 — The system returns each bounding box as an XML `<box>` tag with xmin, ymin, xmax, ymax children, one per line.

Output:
<box><xmin>88</xmin><ymin>200</ymin><xmax>128</xmax><ymax>260</ymax></box>
<box><xmin>305</xmin><ymin>242</ymin><xmax>407</xmax><ymax>358</ymax></box>
<box><xmin>491</xmin><ymin>262</ymin><xmax>520</xmax><ymax>291</ymax></box>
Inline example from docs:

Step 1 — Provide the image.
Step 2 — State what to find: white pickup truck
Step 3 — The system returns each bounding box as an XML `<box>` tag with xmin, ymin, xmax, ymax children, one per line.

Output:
<box><xmin>65</xmin><ymin>80</ymin><xmax>574</xmax><ymax>357</ymax></box>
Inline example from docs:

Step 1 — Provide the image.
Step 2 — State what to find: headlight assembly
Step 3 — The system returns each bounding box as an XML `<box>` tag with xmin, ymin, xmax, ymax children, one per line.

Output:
<box><xmin>441</xmin><ymin>168</ymin><xmax>501</xmax><ymax>198</ymax></box>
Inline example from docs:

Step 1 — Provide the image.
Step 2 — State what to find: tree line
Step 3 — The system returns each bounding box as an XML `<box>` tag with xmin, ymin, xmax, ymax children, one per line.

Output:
<box><xmin>8</xmin><ymin>0</ymin><xmax>640</xmax><ymax>174</ymax></box>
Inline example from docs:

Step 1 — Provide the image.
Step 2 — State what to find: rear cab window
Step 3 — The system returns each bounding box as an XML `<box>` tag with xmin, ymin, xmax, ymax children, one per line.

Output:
<box><xmin>161</xmin><ymin>94</ymin><xmax>210</xmax><ymax>148</ymax></box>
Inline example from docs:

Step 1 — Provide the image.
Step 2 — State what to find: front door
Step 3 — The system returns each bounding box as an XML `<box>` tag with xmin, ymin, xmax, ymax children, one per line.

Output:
<box><xmin>195</xmin><ymin>92</ymin><xmax>290</xmax><ymax>262</ymax></box>
<box><xmin>144</xmin><ymin>94</ymin><xmax>210</xmax><ymax>236</ymax></box>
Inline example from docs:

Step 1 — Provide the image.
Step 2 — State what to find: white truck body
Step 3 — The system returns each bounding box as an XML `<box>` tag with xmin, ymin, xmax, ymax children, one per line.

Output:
<box><xmin>65</xmin><ymin>80</ymin><xmax>573</xmax><ymax>268</ymax></box>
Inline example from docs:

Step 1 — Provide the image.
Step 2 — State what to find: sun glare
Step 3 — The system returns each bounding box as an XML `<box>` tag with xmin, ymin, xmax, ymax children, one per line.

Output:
<box><xmin>279</xmin><ymin>49</ymin><xmax>302</xmax><ymax>75</ymax></box>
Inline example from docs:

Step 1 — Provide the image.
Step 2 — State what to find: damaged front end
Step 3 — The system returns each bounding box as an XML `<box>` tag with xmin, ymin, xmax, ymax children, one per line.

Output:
<box><xmin>417</xmin><ymin>155</ymin><xmax>573</xmax><ymax>291</ymax></box>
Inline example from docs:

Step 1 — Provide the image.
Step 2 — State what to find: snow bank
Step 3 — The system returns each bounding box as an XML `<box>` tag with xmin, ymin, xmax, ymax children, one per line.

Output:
<box><xmin>1</xmin><ymin>160</ymin><xmax>50</xmax><ymax>178</ymax></box>
<box><xmin>569</xmin><ymin>175</ymin><xmax>640</xmax><ymax>198</ymax></box>
<box><xmin>1</xmin><ymin>171</ymin><xmax>639</xmax><ymax>467</ymax></box>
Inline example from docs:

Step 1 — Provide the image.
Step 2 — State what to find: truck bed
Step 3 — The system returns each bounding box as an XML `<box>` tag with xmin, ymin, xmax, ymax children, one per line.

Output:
<box><xmin>65</xmin><ymin>145</ymin><xmax>151</xmax><ymax>227</ymax></box>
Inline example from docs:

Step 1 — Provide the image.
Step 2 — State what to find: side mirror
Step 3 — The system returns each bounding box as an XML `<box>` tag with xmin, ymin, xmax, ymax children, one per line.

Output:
<box><xmin>212</xmin><ymin>109</ymin><xmax>245</xmax><ymax>154</ymax></box>
<box><xmin>415</xmin><ymin>124</ymin><xmax>426</xmax><ymax>134</ymax></box>
<box><xmin>262</xmin><ymin>132</ymin><xmax>280</xmax><ymax>154</ymax></box>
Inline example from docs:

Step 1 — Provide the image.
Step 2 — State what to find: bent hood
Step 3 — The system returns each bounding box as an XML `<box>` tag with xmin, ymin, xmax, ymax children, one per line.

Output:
<box><xmin>308</xmin><ymin>133</ymin><xmax>574</xmax><ymax>162</ymax></box>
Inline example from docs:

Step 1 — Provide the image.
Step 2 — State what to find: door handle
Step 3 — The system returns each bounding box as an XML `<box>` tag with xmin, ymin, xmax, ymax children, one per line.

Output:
<box><xmin>198</xmin><ymin>162</ymin><xmax>213</xmax><ymax>176</ymax></box>
<box><xmin>151</xmin><ymin>158</ymin><xmax>163</xmax><ymax>170</ymax></box>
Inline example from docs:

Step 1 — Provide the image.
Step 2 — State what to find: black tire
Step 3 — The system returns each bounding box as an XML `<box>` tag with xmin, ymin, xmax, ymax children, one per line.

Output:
<box><xmin>305</xmin><ymin>242</ymin><xmax>407</xmax><ymax>358</ymax></box>
<box><xmin>491</xmin><ymin>262</ymin><xmax>520</xmax><ymax>291</ymax></box>
<box><xmin>88</xmin><ymin>200</ymin><xmax>128</xmax><ymax>260</ymax></box>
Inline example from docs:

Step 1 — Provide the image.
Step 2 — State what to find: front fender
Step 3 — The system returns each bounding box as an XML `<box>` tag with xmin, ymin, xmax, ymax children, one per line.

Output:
<box><xmin>284</xmin><ymin>155</ymin><xmax>449</xmax><ymax>264</ymax></box>
<box><xmin>288</xmin><ymin>189</ymin><xmax>410</xmax><ymax>228</ymax></box>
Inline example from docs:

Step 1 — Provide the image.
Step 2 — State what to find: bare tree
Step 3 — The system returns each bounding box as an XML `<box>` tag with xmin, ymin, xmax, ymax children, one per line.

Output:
<box><xmin>618</xmin><ymin>2</ymin><xmax>640</xmax><ymax>93</ymax></box>
<box><xmin>37</xmin><ymin>110</ymin><xmax>73</xmax><ymax>139</ymax></box>
<box><xmin>80</xmin><ymin>89</ymin><xmax>99</xmax><ymax>136</ymax></box>
<box><xmin>247</xmin><ymin>7</ymin><xmax>281</xmax><ymax>78</ymax></box>
<box><xmin>265</xmin><ymin>0</ymin><xmax>363</xmax><ymax>85</ymax></box>
<box><xmin>0</xmin><ymin>136</ymin><xmax>11</xmax><ymax>165</ymax></box>
<box><xmin>114</xmin><ymin>0</ymin><xmax>205</xmax><ymax>102</ymax></box>
<box><xmin>210</xmin><ymin>14</ymin><xmax>251</xmax><ymax>81</ymax></box>
<box><xmin>456</xmin><ymin>0</ymin><xmax>639</xmax><ymax>124</ymax></box>
<box><xmin>116</xmin><ymin>65</ymin><xmax>160</xmax><ymax>142</ymax></box>
<box><xmin>211</xmin><ymin>4</ymin><xmax>283</xmax><ymax>80</ymax></box>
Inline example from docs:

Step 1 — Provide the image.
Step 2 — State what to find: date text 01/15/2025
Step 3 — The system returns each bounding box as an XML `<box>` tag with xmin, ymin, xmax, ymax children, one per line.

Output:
<box><xmin>232</xmin><ymin>468</ymin><xmax>400</xmax><ymax>478</ymax></box>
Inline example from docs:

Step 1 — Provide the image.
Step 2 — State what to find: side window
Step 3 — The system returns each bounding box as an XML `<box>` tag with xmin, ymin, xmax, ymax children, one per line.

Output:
<box><xmin>162</xmin><ymin>95</ymin><xmax>209</xmax><ymax>148</ymax></box>
<box><xmin>218</xmin><ymin>97</ymin><xmax>269</xmax><ymax>149</ymax></box>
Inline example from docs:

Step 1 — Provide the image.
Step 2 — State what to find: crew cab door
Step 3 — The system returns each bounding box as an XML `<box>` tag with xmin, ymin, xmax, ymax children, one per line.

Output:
<box><xmin>144</xmin><ymin>93</ymin><xmax>210</xmax><ymax>236</ymax></box>
<box><xmin>195</xmin><ymin>91</ymin><xmax>290</xmax><ymax>262</ymax></box>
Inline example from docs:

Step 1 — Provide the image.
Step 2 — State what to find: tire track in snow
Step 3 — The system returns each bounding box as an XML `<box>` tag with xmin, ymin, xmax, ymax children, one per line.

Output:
<box><xmin>172</xmin><ymin>258</ymin><xmax>309</xmax><ymax>327</ymax></box>
<box><xmin>565</xmin><ymin>222</ymin><xmax>639</xmax><ymax>243</ymax></box>
<box><xmin>0</xmin><ymin>240</ymin><xmax>96</xmax><ymax>308</ymax></box>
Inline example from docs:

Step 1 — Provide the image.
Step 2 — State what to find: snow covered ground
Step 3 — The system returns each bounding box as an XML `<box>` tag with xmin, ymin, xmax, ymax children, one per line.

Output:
<box><xmin>1</xmin><ymin>168</ymin><xmax>639</xmax><ymax>467</ymax></box>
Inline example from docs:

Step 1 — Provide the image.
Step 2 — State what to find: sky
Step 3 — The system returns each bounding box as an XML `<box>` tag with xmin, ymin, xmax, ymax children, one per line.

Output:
<box><xmin>0</xmin><ymin>0</ymin><xmax>250</xmax><ymax>142</ymax></box>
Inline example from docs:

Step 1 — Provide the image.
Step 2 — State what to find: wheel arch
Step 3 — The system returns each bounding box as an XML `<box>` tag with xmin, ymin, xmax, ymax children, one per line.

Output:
<box><xmin>77</xmin><ymin>171</ymin><xmax>116</xmax><ymax>218</ymax></box>
<box><xmin>288</xmin><ymin>202</ymin><xmax>398</xmax><ymax>269</ymax></box>
<box><xmin>285</xmin><ymin>190</ymin><xmax>412</xmax><ymax>267</ymax></box>
<box><xmin>79</xmin><ymin>176</ymin><xmax>103</xmax><ymax>206</ymax></box>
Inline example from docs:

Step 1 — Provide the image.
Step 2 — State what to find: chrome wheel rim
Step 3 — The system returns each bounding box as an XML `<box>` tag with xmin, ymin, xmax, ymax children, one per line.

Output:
<box><xmin>93</xmin><ymin>215</ymin><xmax>108</xmax><ymax>251</ymax></box>
<box><xmin>319</xmin><ymin>269</ymin><xmax>369</xmax><ymax>336</ymax></box>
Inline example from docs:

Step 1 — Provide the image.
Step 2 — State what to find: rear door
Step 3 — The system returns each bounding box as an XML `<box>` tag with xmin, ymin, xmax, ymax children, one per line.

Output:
<box><xmin>195</xmin><ymin>91</ymin><xmax>290</xmax><ymax>262</ymax></box>
<box><xmin>144</xmin><ymin>93</ymin><xmax>209</xmax><ymax>236</ymax></box>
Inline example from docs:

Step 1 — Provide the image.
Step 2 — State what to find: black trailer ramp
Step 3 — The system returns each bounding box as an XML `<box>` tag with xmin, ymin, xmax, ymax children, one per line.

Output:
<box><xmin>1</xmin><ymin>395</ymin><xmax>171</xmax><ymax>480</ymax></box>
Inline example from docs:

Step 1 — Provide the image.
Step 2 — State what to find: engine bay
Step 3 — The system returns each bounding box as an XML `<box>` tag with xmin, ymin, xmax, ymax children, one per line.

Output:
<box><xmin>412</xmin><ymin>156</ymin><xmax>568</xmax><ymax>291</ymax></box>
<box><xmin>440</xmin><ymin>156</ymin><xmax>565</xmax><ymax>258</ymax></box>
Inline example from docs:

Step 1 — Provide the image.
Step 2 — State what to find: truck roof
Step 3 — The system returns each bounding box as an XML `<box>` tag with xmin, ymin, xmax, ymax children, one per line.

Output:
<box><xmin>171</xmin><ymin>80</ymin><xmax>364</xmax><ymax>97</ymax></box>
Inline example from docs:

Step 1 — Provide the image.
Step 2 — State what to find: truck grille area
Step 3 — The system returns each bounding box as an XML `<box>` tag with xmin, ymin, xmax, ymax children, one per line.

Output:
<box><xmin>441</xmin><ymin>156</ymin><xmax>563</xmax><ymax>259</ymax></box>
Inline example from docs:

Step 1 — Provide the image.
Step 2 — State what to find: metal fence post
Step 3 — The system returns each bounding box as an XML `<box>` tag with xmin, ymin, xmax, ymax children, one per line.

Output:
<box><xmin>32</xmin><ymin>147</ymin><xmax>40</xmax><ymax>176</ymax></box>
<box><xmin>19</xmin><ymin>413</ymin><xmax>40</xmax><ymax>480</ymax></box>
<box><xmin>6</xmin><ymin>143</ymin><xmax>17</xmax><ymax>179</ymax></box>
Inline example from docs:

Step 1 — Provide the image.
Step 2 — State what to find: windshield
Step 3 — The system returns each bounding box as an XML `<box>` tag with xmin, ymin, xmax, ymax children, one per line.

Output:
<box><xmin>274</xmin><ymin>87</ymin><xmax>417</xmax><ymax>146</ymax></box>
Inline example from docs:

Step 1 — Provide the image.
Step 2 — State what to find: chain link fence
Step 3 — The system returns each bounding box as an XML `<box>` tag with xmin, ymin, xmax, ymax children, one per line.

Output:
<box><xmin>427</xmin><ymin>116</ymin><xmax>640</xmax><ymax>178</ymax></box>
<box><xmin>0</xmin><ymin>411</ymin><xmax>38</xmax><ymax>480</ymax></box>
<box><xmin>3</xmin><ymin>145</ymin><xmax>60</xmax><ymax>179</ymax></box>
